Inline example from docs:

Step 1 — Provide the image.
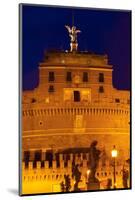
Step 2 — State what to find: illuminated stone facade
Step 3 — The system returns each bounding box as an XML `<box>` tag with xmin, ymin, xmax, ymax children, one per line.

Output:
<box><xmin>22</xmin><ymin>49</ymin><xmax>130</xmax><ymax>193</ymax></box>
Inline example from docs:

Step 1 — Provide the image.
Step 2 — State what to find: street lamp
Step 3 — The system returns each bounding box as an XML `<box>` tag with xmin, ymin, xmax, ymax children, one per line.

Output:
<box><xmin>86</xmin><ymin>169</ymin><xmax>90</xmax><ymax>183</ymax></box>
<box><xmin>85</xmin><ymin>169</ymin><xmax>91</xmax><ymax>190</ymax></box>
<box><xmin>111</xmin><ymin>145</ymin><xmax>118</xmax><ymax>189</ymax></box>
<box><xmin>87</xmin><ymin>169</ymin><xmax>90</xmax><ymax>177</ymax></box>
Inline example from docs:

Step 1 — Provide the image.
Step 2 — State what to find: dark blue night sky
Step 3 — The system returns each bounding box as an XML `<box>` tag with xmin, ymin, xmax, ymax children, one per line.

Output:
<box><xmin>21</xmin><ymin>4</ymin><xmax>131</xmax><ymax>91</ymax></box>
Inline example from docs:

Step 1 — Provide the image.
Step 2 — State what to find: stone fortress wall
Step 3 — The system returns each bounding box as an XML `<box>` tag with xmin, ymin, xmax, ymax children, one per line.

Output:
<box><xmin>22</xmin><ymin>51</ymin><xmax>130</xmax><ymax>193</ymax></box>
<box><xmin>22</xmin><ymin>102</ymin><xmax>130</xmax><ymax>159</ymax></box>
<box><xmin>22</xmin><ymin>152</ymin><xmax>130</xmax><ymax>194</ymax></box>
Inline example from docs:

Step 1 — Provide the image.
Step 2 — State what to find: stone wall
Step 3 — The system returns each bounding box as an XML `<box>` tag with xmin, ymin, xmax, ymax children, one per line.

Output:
<box><xmin>21</xmin><ymin>153</ymin><xmax>130</xmax><ymax>194</ymax></box>
<box><xmin>22</xmin><ymin>104</ymin><xmax>130</xmax><ymax>160</ymax></box>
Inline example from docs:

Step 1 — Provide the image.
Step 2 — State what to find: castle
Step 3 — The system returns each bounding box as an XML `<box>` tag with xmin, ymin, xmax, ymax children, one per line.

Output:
<box><xmin>21</xmin><ymin>25</ymin><xmax>130</xmax><ymax>194</ymax></box>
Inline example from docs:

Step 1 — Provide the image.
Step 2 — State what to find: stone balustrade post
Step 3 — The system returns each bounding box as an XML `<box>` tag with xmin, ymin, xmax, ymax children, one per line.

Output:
<box><xmin>37</xmin><ymin>161</ymin><xmax>41</xmax><ymax>169</ymax></box>
<box><xmin>52</xmin><ymin>152</ymin><xmax>56</xmax><ymax>160</ymax></box>
<box><xmin>60</xmin><ymin>160</ymin><xmax>64</xmax><ymax>169</ymax></box>
<box><xmin>22</xmin><ymin>162</ymin><xmax>25</xmax><ymax>170</ymax></box>
<box><xmin>59</xmin><ymin>154</ymin><xmax>63</xmax><ymax>161</ymax></box>
<box><xmin>80</xmin><ymin>153</ymin><xmax>83</xmax><ymax>161</ymax></box>
<box><xmin>83</xmin><ymin>160</ymin><xmax>87</xmax><ymax>168</ymax></box>
<box><xmin>28</xmin><ymin>161</ymin><xmax>33</xmax><ymax>170</ymax></box>
<box><xmin>70</xmin><ymin>153</ymin><xmax>73</xmax><ymax>161</ymax></box>
<box><xmin>52</xmin><ymin>160</ymin><xmax>57</xmax><ymax>169</ymax></box>
<box><xmin>45</xmin><ymin>161</ymin><xmax>49</xmax><ymax>169</ymax></box>
<box><xmin>67</xmin><ymin>160</ymin><xmax>72</xmax><ymax>168</ymax></box>
<box><xmin>86</xmin><ymin>153</ymin><xmax>89</xmax><ymax>161</ymax></box>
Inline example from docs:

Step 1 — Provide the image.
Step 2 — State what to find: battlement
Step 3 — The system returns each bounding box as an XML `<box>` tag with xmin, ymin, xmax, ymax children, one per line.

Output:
<box><xmin>22</xmin><ymin>150</ymin><xmax>127</xmax><ymax>173</ymax></box>
<box><xmin>22</xmin><ymin>159</ymin><xmax>123</xmax><ymax>172</ymax></box>
<box><xmin>22</xmin><ymin>156</ymin><xmax>129</xmax><ymax>193</ymax></box>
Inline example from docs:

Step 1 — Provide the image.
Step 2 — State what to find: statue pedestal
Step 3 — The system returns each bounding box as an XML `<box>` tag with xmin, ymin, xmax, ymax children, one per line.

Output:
<box><xmin>87</xmin><ymin>178</ymin><xmax>100</xmax><ymax>191</ymax></box>
<box><xmin>70</xmin><ymin>42</ymin><xmax>78</xmax><ymax>52</ymax></box>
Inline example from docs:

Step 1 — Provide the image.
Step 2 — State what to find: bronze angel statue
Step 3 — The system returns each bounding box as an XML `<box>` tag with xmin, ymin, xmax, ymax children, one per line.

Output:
<box><xmin>65</xmin><ymin>25</ymin><xmax>81</xmax><ymax>43</ymax></box>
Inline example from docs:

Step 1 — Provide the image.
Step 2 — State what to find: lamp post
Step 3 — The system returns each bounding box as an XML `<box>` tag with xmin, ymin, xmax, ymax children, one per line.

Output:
<box><xmin>111</xmin><ymin>145</ymin><xmax>118</xmax><ymax>189</ymax></box>
<box><xmin>86</xmin><ymin>169</ymin><xmax>90</xmax><ymax>190</ymax></box>
<box><xmin>86</xmin><ymin>169</ymin><xmax>90</xmax><ymax>181</ymax></box>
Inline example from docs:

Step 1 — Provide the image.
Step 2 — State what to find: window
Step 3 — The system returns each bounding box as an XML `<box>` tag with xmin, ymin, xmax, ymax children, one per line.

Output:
<box><xmin>115</xmin><ymin>98</ymin><xmax>120</xmax><ymax>103</ymax></box>
<box><xmin>48</xmin><ymin>72</ymin><xmax>55</xmax><ymax>82</ymax></box>
<box><xmin>99</xmin><ymin>73</ymin><xmax>104</xmax><ymax>82</ymax></box>
<box><xmin>83</xmin><ymin>72</ymin><xmax>88</xmax><ymax>82</ymax></box>
<box><xmin>99</xmin><ymin>86</ymin><xmax>104</xmax><ymax>93</ymax></box>
<box><xmin>31</xmin><ymin>98</ymin><xmax>36</xmax><ymax>103</ymax></box>
<box><xmin>74</xmin><ymin>91</ymin><xmax>80</xmax><ymax>102</ymax></box>
<box><xmin>39</xmin><ymin>121</ymin><xmax>43</xmax><ymax>125</ymax></box>
<box><xmin>66</xmin><ymin>72</ymin><xmax>72</xmax><ymax>82</ymax></box>
<box><xmin>48</xmin><ymin>85</ymin><xmax>54</xmax><ymax>93</ymax></box>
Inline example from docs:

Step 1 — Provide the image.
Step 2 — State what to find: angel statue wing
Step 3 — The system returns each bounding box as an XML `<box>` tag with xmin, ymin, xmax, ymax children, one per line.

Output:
<box><xmin>65</xmin><ymin>25</ymin><xmax>72</xmax><ymax>33</ymax></box>
<box><xmin>76</xmin><ymin>29</ymin><xmax>81</xmax><ymax>34</ymax></box>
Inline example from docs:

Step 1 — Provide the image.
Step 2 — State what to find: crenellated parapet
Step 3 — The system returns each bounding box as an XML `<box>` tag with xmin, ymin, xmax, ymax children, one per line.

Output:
<box><xmin>22</xmin><ymin>156</ymin><xmax>129</xmax><ymax>191</ymax></box>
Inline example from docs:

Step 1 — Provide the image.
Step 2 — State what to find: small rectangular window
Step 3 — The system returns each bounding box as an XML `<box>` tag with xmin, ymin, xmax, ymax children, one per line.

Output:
<box><xmin>99</xmin><ymin>73</ymin><xmax>104</xmax><ymax>82</ymax></box>
<box><xmin>83</xmin><ymin>72</ymin><xmax>88</xmax><ymax>82</ymax></box>
<box><xmin>66</xmin><ymin>72</ymin><xmax>72</xmax><ymax>82</ymax></box>
<box><xmin>31</xmin><ymin>98</ymin><xmax>36</xmax><ymax>103</ymax></box>
<box><xmin>115</xmin><ymin>98</ymin><xmax>120</xmax><ymax>103</ymax></box>
<box><xmin>48</xmin><ymin>85</ymin><xmax>54</xmax><ymax>93</ymax></box>
<box><xmin>99</xmin><ymin>86</ymin><xmax>104</xmax><ymax>93</ymax></box>
<box><xmin>48</xmin><ymin>72</ymin><xmax>55</xmax><ymax>82</ymax></box>
<box><xmin>74</xmin><ymin>91</ymin><xmax>80</xmax><ymax>102</ymax></box>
